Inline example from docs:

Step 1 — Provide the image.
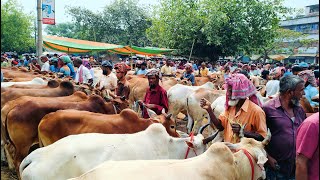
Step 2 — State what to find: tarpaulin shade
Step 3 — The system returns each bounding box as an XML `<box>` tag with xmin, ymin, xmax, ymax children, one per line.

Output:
<box><xmin>43</xmin><ymin>36</ymin><xmax>124</xmax><ymax>53</ymax></box>
<box><xmin>43</xmin><ymin>36</ymin><xmax>175</xmax><ymax>55</ymax></box>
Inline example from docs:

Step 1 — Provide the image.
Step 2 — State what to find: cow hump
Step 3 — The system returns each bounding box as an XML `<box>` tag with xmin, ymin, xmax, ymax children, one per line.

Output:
<box><xmin>47</xmin><ymin>80</ymin><xmax>60</xmax><ymax>88</ymax></box>
<box><xmin>59</xmin><ymin>81</ymin><xmax>74</xmax><ymax>90</ymax></box>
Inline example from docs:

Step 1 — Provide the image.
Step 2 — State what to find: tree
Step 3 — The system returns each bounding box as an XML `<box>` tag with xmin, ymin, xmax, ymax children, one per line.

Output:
<box><xmin>147</xmin><ymin>0</ymin><xmax>290</xmax><ymax>61</ymax></box>
<box><xmin>45</xmin><ymin>23</ymin><xmax>78</xmax><ymax>38</ymax></box>
<box><xmin>1</xmin><ymin>0</ymin><xmax>35</xmax><ymax>53</ymax></box>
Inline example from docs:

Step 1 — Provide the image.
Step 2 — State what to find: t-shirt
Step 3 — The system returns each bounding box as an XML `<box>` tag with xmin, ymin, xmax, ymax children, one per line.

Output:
<box><xmin>161</xmin><ymin>65</ymin><xmax>173</xmax><ymax>75</ymax></box>
<box><xmin>136</xmin><ymin>69</ymin><xmax>148</xmax><ymax>75</ymax></box>
<box><xmin>99</xmin><ymin>72</ymin><xmax>117</xmax><ymax>91</ymax></box>
<box><xmin>296</xmin><ymin>112</ymin><xmax>319</xmax><ymax>180</ymax></box>
<box><xmin>200</xmin><ymin>67</ymin><xmax>209</xmax><ymax>77</ymax></box>
<box><xmin>41</xmin><ymin>61</ymin><xmax>50</xmax><ymax>72</ymax></box>
<box><xmin>75</xmin><ymin>65</ymin><xmax>93</xmax><ymax>84</ymax></box>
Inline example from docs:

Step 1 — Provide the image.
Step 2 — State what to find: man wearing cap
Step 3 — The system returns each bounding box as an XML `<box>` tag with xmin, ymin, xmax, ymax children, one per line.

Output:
<box><xmin>299</xmin><ymin>62</ymin><xmax>309</xmax><ymax>71</ymax></box>
<box><xmin>138</xmin><ymin>69</ymin><xmax>169</xmax><ymax>118</ymax></box>
<box><xmin>98</xmin><ymin>60</ymin><xmax>117</xmax><ymax>91</ymax></box>
<box><xmin>161</xmin><ymin>59</ymin><xmax>174</xmax><ymax>77</ymax></box>
<box><xmin>49</xmin><ymin>57</ymin><xmax>59</xmax><ymax>72</ymax></box>
<box><xmin>200</xmin><ymin>73</ymin><xmax>266</xmax><ymax>143</ymax></box>
<box><xmin>74</xmin><ymin>58</ymin><xmax>93</xmax><ymax>85</ymax></box>
<box><xmin>40</xmin><ymin>55</ymin><xmax>50</xmax><ymax>72</ymax></box>
<box><xmin>108</xmin><ymin>62</ymin><xmax>131</xmax><ymax>101</ymax></box>
<box><xmin>135</xmin><ymin>62</ymin><xmax>148</xmax><ymax>75</ymax></box>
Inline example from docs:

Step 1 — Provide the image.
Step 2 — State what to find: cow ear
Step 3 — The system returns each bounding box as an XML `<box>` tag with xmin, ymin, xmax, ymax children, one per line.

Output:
<box><xmin>161</xmin><ymin>108</ymin><xmax>166</xmax><ymax>115</ymax></box>
<box><xmin>257</xmin><ymin>153</ymin><xmax>268</xmax><ymax>165</ymax></box>
<box><xmin>185</xmin><ymin>141</ymin><xmax>195</xmax><ymax>149</ymax></box>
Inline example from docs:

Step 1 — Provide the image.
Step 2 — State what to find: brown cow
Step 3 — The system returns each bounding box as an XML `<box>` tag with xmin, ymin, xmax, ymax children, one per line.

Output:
<box><xmin>38</xmin><ymin>108</ymin><xmax>179</xmax><ymax>147</ymax></box>
<box><xmin>1</xmin><ymin>81</ymin><xmax>74</xmax><ymax>108</ymax></box>
<box><xmin>1</xmin><ymin>80</ymin><xmax>60</xmax><ymax>93</ymax></box>
<box><xmin>0</xmin><ymin>91</ymin><xmax>88</xmax><ymax>169</ymax></box>
<box><xmin>5</xmin><ymin>94</ymin><xmax>127</xmax><ymax>173</ymax></box>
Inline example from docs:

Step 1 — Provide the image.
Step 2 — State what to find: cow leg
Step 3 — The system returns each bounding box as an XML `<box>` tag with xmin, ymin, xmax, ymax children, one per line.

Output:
<box><xmin>186</xmin><ymin>113</ymin><xmax>194</xmax><ymax>134</ymax></box>
<box><xmin>4</xmin><ymin>143</ymin><xmax>15</xmax><ymax>169</ymax></box>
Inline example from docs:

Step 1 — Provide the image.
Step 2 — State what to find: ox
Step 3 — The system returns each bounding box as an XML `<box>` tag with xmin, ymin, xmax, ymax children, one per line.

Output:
<box><xmin>5</xmin><ymin>94</ymin><xmax>127</xmax><ymax>173</ymax></box>
<box><xmin>20</xmin><ymin>123</ymin><xmax>218</xmax><ymax>180</ymax></box>
<box><xmin>68</xmin><ymin>129</ymin><xmax>271</xmax><ymax>180</ymax></box>
<box><xmin>167</xmin><ymin>82</ymin><xmax>214</xmax><ymax>121</ymax></box>
<box><xmin>38</xmin><ymin>108</ymin><xmax>179</xmax><ymax>147</ymax></box>
<box><xmin>1</xmin><ymin>81</ymin><xmax>74</xmax><ymax>108</ymax></box>
<box><xmin>1</xmin><ymin>77</ymin><xmax>47</xmax><ymax>88</ymax></box>
<box><xmin>1</xmin><ymin>80</ymin><xmax>59</xmax><ymax>93</ymax></box>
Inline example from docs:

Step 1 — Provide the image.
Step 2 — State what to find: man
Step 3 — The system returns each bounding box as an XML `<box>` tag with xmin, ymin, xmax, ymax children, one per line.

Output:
<box><xmin>108</xmin><ymin>62</ymin><xmax>130</xmax><ymax>101</ymax></box>
<box><xmin>138</xmin><ymin>69</ymin><xmax>169</xmax><ymax>118</ymax></box>
<box><xmin>298</xmin><ymin>70</ymin><xmax>319</xmax><ymax>107</ymax></box>
<box><xmin>161</xmin><ymin>59</ymin><xmax>174</xmax><ymax>77</ymax></box>
<box><xmin>98</xmin><ymin>60</ymin><xmax>117</xmax><ymax>91</ymax></box>
<box><xmin>200</xmin><ymin>73</ymin><xmax>266</xmax><ymax>143</ymax></box>
<box><xmin>250</xmin><ymin>64</ymin><xmax>260</xmax><ymax>76</ymax></box>
<box><xmin>299</xmin><ymin>62</ymin><xmax>309</xmax><ymax>71</ymax></box>
<box><xmin>265</xmin><ymin>67</ymin><xmax>285</xmax><ymax>97</ymax></box>
<box><xmin>295</xmin><ymin>112</ymin><xmax>319</xmax><ymax>180</ymax></box>
<box><xmin>1</xmin><ymin>56</ymin><xmax>9</xmax><ymax>67</ymax></box>
<box><xmin>135</xmin><ymin>62</ymin><xmax>148</xmax><ymax>75</ymax></box>
<box><xmin>74</xmin><ymin>58</ymin><xmax>93</xmax><ymax>84</ymax></box>
<box><xmin>263</xmin><ymin>75</ymin><xmax>306</xmax><ymax>180</ymax></box>
<box><xmin>181</xmin><ymin>63</ymin><xmax>195</xmax><ymax>85</ymax></box>
<box><xmin>29</xmin><ymin>58</ymin><xmax>41</xmax><ymax>71</ymax></box>
<box><xmin>40</xmin><ymin>55</ymin><xmax>50</xmax><ymax>72</ymax></box>
<box><xmin>292</xmin><ymin>65</ymin><xmax>303</xmax><ymax>75</ymax></box>
<box><xmin>199</xmin><ymin>62</ymin><xmax>209</xmax><ymax>77</ymax></box>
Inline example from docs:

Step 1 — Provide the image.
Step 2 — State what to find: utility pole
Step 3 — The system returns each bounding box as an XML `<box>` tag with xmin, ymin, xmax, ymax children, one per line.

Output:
<box><xmin>37</xmin><ymin>0</ymin><xmax>43</xmax><ymax>60</ymax></box>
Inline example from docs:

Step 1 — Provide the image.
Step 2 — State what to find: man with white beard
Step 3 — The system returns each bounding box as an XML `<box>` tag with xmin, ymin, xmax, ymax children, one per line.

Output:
<box><xmin>200</xmin><ymin>73</ymin><xmax>267</xmax><ymax>143</ymax></box>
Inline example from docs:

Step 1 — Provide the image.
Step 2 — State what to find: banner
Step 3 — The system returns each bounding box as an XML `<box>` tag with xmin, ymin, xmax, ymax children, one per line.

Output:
<box><xmin>42</xmin><ymin>0</ymin><xmax>55</xmax><ymax>25</ymax></box>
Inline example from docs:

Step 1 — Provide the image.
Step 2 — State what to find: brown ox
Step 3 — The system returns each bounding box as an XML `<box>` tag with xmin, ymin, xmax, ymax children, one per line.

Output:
<box><xmin>5</xmin><ymin>94</ymin><xmax>128</xmax><ymax>173</ymax></box>
<box><xmin>194</xmin><ymin>72</ymin><xmax>224</xmax><ymax>88</ymax></box>
<box><xmin>1</xmin><ymin>80</ymin><xmax>60</xmax><ymax>93</ymax></box>
<box><xmin>1</xmin><ymin>81</ymin><xmax>74</xmax><ymax>108</ymax></box>
<box><xmin>38</xmin><ymin>108</ymin><xmax>179</xmax><ymax>148</ymax></box>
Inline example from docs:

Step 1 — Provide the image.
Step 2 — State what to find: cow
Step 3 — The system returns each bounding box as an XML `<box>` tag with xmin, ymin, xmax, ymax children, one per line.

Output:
<box><xmin>186</xmin><ymin>88</ymin><xmax>226</xmax><ymax>133</ymax></box>
<box><xmin>1</xmin><ymin>80</ymin><xmax>59</xmax><ymax>93</ymax></box>
<box><xmin>1</xmin><ymin>77</ymin><xmax>47</xmax><ymax>88</ymax></box>
<box><xmin>167</xmin><ymin>82</ymin><xmax>215</xmax><ymax>121</ymax></box>
<box><xmin>67</xmin><ymin>128</ymin><xmax>271</xmax><ymax>180</ymax></box>
<box><xmin>5</xmin><ymin>94</ymin><xmax>126</xmax><ymax>173</ymax></box>
<box><xmin>1</xmin><ymin>81</ymin><xmax>74</xmax><ymax>108</ymax></box>
<box><xmin>20</xmin><ymin>123</ymin><xmax>219</xmax><ymax>180</ymax></box>
<box><xmin>38</xmin><ymin>108</ymin><xmax>179</xmax><ymax>147</ymax></box>
<box><xmin>0</xmin><ymin>91</ymin><xmax>88</xmax><ymax>169</ymax></box>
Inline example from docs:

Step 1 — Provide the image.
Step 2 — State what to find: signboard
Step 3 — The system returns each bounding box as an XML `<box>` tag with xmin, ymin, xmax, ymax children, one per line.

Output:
<box><xmin>42</xmin><ymin>0</ymin><xmax>55</xmax><ymax>25</ymax></box>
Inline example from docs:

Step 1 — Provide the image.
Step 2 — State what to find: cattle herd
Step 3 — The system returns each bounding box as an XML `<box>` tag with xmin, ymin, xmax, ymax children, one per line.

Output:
<box><xmin>0</xmin><ymin>66</ymin><xmax>315</xmax><ymax>180</ymax></box>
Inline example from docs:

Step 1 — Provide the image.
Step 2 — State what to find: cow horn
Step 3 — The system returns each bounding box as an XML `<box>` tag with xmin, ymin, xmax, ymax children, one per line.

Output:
<box><xmin>202</xmin><ymin>130</ymin><xmax>220</xmax><ymax>145</ymax></box>
<box><xmin>261</xmin><ymin>128</ymin><xmax>271</xmax><ymax>147</ymax></box>
<box><xmin>166</xmin><ymin>113</ymin><xmax>172</xmax><ymax>119</ymax></box>
<box><xmin>198</xmin><ymin>123</ymin><xmax>210</xmax><ymax>134</ymax></box>
<box><xmin>239</xmin><ymin>123</ymin><xmax>247</xmax><ymax>139</ymax></box>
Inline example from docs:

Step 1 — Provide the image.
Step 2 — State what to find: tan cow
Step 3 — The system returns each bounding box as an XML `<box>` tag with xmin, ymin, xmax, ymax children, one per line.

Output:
<box><xmin>38</xmin><ymin>108</ymin><xmax>179</xmax><ymax>147</ymax></box>
<box><xmin>1</xmin><ymin>81</ymin><xmax>74</xmax><ymax>108</ymax></box>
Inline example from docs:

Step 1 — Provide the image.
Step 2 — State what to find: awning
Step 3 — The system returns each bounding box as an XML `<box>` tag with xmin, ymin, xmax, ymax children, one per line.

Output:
<box><xmin>268</xmin><ymin>54</ymin><xmax>290</xmax><ymax>61</ymax></box>
<box><xmin>43</xmin><ymin>36</ymin><xmax>124</xmax><ymax>53</ymax></box>
<box><xmin>43</xmin><ymin>36</ymin><xmax>175</xmax><ymax>55</ymax></box>
<box><xmin>291</xmin><ymin>54</ymin><xmax>317</xmax><ymax>57</ymax></box>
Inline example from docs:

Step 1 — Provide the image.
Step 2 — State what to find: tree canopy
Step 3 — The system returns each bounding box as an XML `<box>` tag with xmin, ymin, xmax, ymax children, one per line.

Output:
<box><xmin>147</xmin><ymin>0</ymin><xmax>290</xmax><ymax>60</ymax></box>
<box><xmin>1</xmin><ymin>0</ymin><xmax>35</xmax><ymax>53</ymax></box>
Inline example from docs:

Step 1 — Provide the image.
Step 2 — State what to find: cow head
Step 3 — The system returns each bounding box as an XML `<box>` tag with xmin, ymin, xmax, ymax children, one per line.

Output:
<box><xmin>224</xmin><ymin>128</ymin><xmax>271</xmax><ymax>180</ymax></box>
<box><xmin>110</xmin><ymin>98</ymin><xmax>130</xmax><ymax>113</ymax></box>
<box><xmin>177</xmin><ymin>78</ymin><xmax>192</xmax><ymax>86</ymax></box>
<box><xmin>147</xmin><ymin>108</ymin><xmax>179</xmax><ymax>137</ymax></box>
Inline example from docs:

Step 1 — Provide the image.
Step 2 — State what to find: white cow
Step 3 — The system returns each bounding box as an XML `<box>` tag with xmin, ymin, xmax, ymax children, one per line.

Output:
<box><xmin>186</xmin><ymin>89</ymin><xmax>225</xmax><ymax>133</ymax></box>
<box><xmin>167</xmin><ymin>82</ymin><xmax>215</xmax><ymax>120</ymax></box>
<box><xmin>20</xmin><ymin>123</ymin><xmax>219</xmax><ymax>180</ymax></box>
<box><xmin>1</xmin><ymin>77</ymin><xmax>47</xmax><ymax>87</ymax></box>
<box><xmin>69</xmin><ymin>130</ymin><xmax>271</xmax><ymax>180</ymax></box>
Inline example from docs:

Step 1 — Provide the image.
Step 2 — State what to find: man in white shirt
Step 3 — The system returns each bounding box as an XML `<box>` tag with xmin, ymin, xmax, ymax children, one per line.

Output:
<box><xmin>74</xmin><ymin>58</ymin><xmax>93</xmax><ymax>84</ymax></box>
<box><xmin>98</xmin><ymin>60</ymin><xmax>117</xmax><ymax>91</ymax></box>
<box><xmin>265</xmin><ymin>67</ymin><xmax>285</xmax><ymax>97</ymax></box>
<box><xmin>40</xmin><ymin>55</ymin><xmax>50</xmax><ymax>72</ymax></box>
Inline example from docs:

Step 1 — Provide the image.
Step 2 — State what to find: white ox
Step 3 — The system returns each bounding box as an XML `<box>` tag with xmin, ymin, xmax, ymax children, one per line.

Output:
<box><xmin>69</xmin><ymin>130</ymin><xmax>271</xmax><ymax>180</ymax></box>
<box><xmin>1</xmin><ymin>77</ymin><xmax>47</xmax><ymax>87</ymax></box>
<box><xmin>20</xmin><ymin>123</ymin><xmax>219</xmax><ymax>180</ymax></box>
<box><xmin>167</xmin><ymin>82</ymin><xmax>214</xmax><ymax>121</ymax></box>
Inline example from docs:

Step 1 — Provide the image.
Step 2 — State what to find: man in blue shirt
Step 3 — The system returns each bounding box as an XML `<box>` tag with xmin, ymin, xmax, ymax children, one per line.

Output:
<box><xmin>136</xmin><ymin>62</ymin><xmax>148</xmax><ymax>75</ymax></box>
<box><xmin>181</xmin><ymin>63</ymin><xmax>195</xmax><ymax>85</ymax></box>
<box><xmin>298</xmin><ymin>70</ymin><xmax>319</xmax><ymax>107</ymax></box>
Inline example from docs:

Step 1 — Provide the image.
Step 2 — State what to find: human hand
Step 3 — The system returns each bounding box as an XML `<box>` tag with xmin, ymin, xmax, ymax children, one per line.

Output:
<box><xmin>231</xmin><ymin>123</ymin><xmax>241</xmax><ymax>134</ymax></box>
<box><xmin>200</xmin><ymin>98</ymin><xmax>211</xmax><ymax>110</ymax></box>
<box><xmin>267</xmin><ymin>154</ymin><xmax>279</xmax><ymax>170</ymax></box>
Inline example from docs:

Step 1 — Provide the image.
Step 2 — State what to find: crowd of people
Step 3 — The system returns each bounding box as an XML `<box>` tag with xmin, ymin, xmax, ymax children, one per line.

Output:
<box><xmin>1</xmin><ymin>52</ymin><xmax>319</xmax><ymax>180</ymax></box>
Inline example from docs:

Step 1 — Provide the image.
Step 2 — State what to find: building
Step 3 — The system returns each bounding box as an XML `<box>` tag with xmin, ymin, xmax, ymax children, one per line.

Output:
<box><xmin>280</xmin><ymin>4</ymin><xmax>319</xmax><ymax>64</ymax></box>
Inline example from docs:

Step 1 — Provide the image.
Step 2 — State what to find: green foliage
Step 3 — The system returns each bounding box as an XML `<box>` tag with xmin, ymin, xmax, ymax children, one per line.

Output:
<box><xmin>45</xmin><ymin>23</ymin><xmax>78</xmax><ymax>38</ymax></box>
<box><xmin>147</xmin><ymin>0</ymin><xmax>290</xmax><ymax>60</ymax></box>
<box><xmin>1</xmin><ymin>0</ymin><xmax>35</xmax><ymax>53</ymax></box>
